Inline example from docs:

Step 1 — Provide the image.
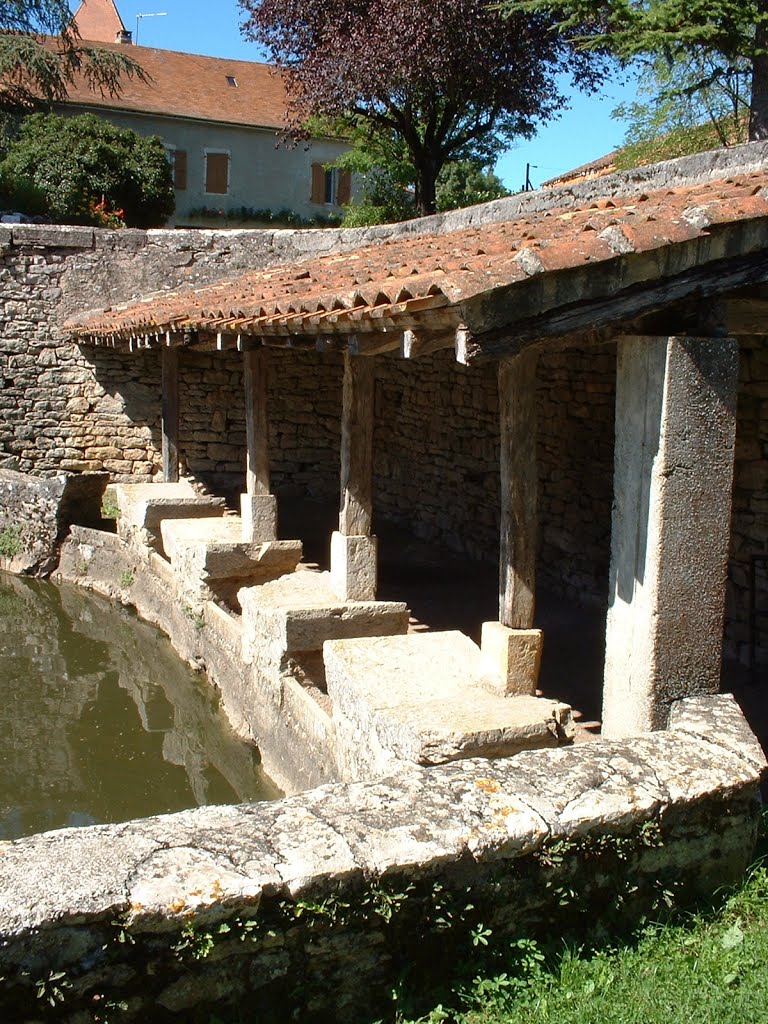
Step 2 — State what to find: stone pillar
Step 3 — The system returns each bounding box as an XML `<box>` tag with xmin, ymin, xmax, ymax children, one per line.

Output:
<box><xmin>331</xmin><ymin>353</ymin><xmax>377</xmax><ymax>600</ymax></box>
<box><xmin>161</xmin><ymin>345</ymin><xmax>179</xmax><ymax>483</ymax></box>
<box><xmin>602</xmin><ymin>335</ymin><xmax>739</xmax><ymax>737</ymax></box>
<box><xmin>481</xmin><ymin>350</ymin><xmax>542</xmax><ymax>696</ymax></box>
<box><xmin>241</xmin><ymin>347</ymin><xmax>277</xmax><ymax>542</ymax></box>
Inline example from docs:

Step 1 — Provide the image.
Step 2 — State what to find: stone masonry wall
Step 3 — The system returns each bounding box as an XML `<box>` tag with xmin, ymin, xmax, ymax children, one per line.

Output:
<box><xmin>729</xmin><ymin>337</ymin><xmax>768</xmax><ymax>668</ymax></box>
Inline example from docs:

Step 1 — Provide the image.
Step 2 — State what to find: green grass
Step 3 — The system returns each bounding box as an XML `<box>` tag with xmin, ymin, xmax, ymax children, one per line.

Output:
<box><xmin>397</xmin><ymin>864</ymin><xmax>768</xmax><ymax>1024</ymax></box>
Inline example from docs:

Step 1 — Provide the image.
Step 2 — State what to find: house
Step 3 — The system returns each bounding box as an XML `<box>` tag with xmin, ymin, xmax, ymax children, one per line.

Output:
<box><xmin>63</xmin><ymin>0</ymin><xmax>353</xmax><ymax>227</ymax></box>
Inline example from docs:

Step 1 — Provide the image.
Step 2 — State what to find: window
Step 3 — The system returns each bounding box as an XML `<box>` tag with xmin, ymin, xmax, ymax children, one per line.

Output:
<box><xmin>165</xmin><ymin>148</ymin><xmax>187</xmax><ymax>191</ymax></box>
<box><xmin>226</xmin><ymin>75</ymin><xmax>238</xmax><ymax>87</ymax></box>
<box><xmin>205</xmin><ymin>151</ymin><xmax>230</xmax><ymax>195</ymax></box>
<box><xmin>311</xmin><ymin>162</ymin><xmax>351</xmax><ymax>206</ymax></box>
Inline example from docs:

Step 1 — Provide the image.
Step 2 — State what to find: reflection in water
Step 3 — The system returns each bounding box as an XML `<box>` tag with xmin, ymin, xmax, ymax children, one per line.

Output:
<box><xmin>0</xmin><ymin>574</ymin><xmax>281</xmax><ymax>840</ymax></box>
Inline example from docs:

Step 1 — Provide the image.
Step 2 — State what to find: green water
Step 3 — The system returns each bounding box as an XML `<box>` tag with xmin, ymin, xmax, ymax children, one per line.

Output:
<box><xmin>0</xmin><ymin>574</ymin><xmax>281</xmax><ymax>841</ymax></box>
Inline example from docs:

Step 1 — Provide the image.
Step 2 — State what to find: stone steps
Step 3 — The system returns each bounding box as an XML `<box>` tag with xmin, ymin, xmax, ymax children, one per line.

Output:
<box><xmin>324</xmin><ymin>631</ymin><xmax>574</xmax><ymax>775</ymax></box>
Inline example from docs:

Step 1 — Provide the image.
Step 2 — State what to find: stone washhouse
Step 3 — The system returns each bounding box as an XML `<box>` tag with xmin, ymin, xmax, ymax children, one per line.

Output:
<box><xmin>65</xmin><ymin>145</ymin><xmax>767</xmax><ymax>744</ymax></box>
<box><xmin>0</xmin><ymin>143</ymin><xmax>767</xmax><ymax>1020</ymax></box>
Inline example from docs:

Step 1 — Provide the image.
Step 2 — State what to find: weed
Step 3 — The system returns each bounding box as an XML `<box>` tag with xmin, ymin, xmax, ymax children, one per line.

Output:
<box><xmin>76</xmin><ymin>557</ymin><xmax>90</xmax><ymax>576</ymax></box>
<box><xmin>118</xmin><ymin>569</ymin><xmax>134</xmax><ymax>589</ymax></box>
<box><xmin>34</xmin><ymin>969</ymin><xmax>71</xmax><ymax>1008</ymax></box>
<box><xmin>0</xmin><ymin>524</ymin><xmax>22</xmax><ymax>559</ymax></box>
<box><xmin>102</xmin><ymin>493</ymin><xmax>120</xmax><ymax>519</ymax></box>
<box><xmin>182</xmin><ymin>604</ymin><xmax>205</xmax><ymax>630</ymax></box>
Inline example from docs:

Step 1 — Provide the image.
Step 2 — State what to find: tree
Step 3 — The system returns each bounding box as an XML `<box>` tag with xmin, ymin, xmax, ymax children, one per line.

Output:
<box><xmin>504</xmin><ymin>0</ymin><xmax>768</xmax><ymax>139</ymax></box>
<box><xmin>0</xmin><ymin>112</ymin><xmax>175</xmax><ymax>227</ymax></box>
<box><xmin>239</xmin><ymin>0</ymin><xmax>608</xmax><ymax>216</ymax></box>
<box><xmin>0</xmin><ymin>0</ymin><xmax>147</xmax><ymax>112</ymax></box>
<box><xmin>612</xmin><ymin>51</ymin><xmax>749</xmax><ymax>168</ymax></box>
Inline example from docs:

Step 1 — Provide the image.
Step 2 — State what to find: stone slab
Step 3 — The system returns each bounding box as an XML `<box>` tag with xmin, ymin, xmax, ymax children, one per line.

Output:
<box><xmin>161</xmin><ymin>517</ymin><xmax>302</xmax><ymax>581</ymax></box>
<box><xmin>240</xmin><ymin>492</ymin><xmax>278</xmax><ymax>542</ymax></box>
<box><xmin>239</xmin><ymin>570</ymin><xmax>409</xmax><ymax>659</ymax></box>
<box><xmin>114</xmin><ymin>482</ymin><xmax>226</xmax><ymax>531</ymax></box>
<box><xmin>324</xmin><ymin>631</ymin><xmax>574</xmax><ymax>769</ymax></box>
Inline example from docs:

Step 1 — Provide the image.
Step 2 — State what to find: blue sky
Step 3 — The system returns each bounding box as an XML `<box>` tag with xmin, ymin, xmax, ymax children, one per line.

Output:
<box><xmin>121</xmin><ymin>0</ymin><xmax>635</xmax><ymax>191</ymax></box>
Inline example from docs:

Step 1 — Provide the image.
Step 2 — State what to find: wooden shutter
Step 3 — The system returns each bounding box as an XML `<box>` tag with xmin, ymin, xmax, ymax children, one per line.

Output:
<box><xmin>205</xmin><ymin>152</ymin><xmax>229</xmax><ymax>194</ymax></box>
<box><xmin>311</xmin><ymin>162</ymin><xmax>325</xmax><ymax>203</ymax></box>
<box><xmin>336</xmin><ymin>170</ymin><xmax>351</xmax><ymax>206</ymax></box>
<box><xmin>174</xmin><ymin>150</ymin><xmax>187</xmax><ymax>191</ymax></box>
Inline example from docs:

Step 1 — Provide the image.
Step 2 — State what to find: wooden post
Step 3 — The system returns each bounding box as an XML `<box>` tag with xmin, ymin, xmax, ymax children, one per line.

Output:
<box><xmin>161</xmin><ymin>345</ymin><xmax>179</xmax><ymax>483</ymax></box>
<box><xmin>339</xmin><ymin>352</ymin><xmax>375</xmax><ymax>536</ymax></box>
<box><xmin>244</xmin><ymin>347</ymin><xmax>270</xmax><ymax>496</ymax></box>
<box><xmin>498</xmin><ymin>350</ymin><xmax>538</xmax><ymax>629</ymax></box>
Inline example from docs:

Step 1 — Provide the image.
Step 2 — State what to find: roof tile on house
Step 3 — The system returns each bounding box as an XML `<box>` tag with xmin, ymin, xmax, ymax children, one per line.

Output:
<box><xmin>67</xmin><ymin>171</ymin><xmax>768</xmax><ymax>351</ymax></box>
<box><xmin>60</xmin><ymin>39</ymin><xmax>290</xmax><ymax>131</ymax></box>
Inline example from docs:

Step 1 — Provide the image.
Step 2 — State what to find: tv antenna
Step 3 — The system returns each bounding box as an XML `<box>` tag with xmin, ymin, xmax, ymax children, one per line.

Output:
<box><xmin>135</xmin><ymin>12</ymin><xmax>167</xmax><ymax>44</ymax></box>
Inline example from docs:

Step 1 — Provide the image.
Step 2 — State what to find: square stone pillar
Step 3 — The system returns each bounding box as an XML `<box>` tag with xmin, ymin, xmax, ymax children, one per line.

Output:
<box><xmin>602</xmin><ymin>336</ymin><xmax>739</xmax><ymax>738</ymax></box>
<box><xmin>241</xmin><ymin>346</ymin><xmax>277</xmax><ymax>542</ymax></box>
<box><xmin>331</xmin><ymin>353</ymin><xmax>377</xmax><ymax>599</ymax></box>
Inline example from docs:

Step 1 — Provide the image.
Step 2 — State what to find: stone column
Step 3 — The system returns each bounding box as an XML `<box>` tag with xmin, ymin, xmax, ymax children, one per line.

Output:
<box><xmin>241</xmin><ymin>347</ymin><xmax>277</xmax><ymax>542</ymax></box>
<box><xmin>481</xmin><ymin>350</ymin><xmax>543</xmax><ymax>696</ymax></box>
<box><xmin>161</xmin><ymin>345</ymin><xmax>179</xmax><ymax>483</ymax></box>
<box><xmin>602</xmin><ymin>335</ymin><xmax>739</xmax><ymax>737</ymax></box>
<box><xmin>330</xmin><ymin>353</ymin><xmax>377</xmax><ymax>600</ymax></box>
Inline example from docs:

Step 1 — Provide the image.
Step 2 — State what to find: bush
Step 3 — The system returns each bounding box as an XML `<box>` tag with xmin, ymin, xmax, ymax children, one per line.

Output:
<box><xmin>0</xmin><ymin>112</ymin><xmax>175</xmax><ymax>227</ymax></box>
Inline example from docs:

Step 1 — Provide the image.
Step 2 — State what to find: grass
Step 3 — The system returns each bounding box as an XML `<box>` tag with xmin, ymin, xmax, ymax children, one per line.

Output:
<box><xmin>396</xmin><ymin>863</ymin><xmax>768</xmax><ymax>1024</ymax></box>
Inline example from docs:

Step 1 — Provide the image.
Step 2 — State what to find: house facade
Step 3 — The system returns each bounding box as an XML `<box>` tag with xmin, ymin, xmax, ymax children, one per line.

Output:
<box><xmin>66</xmin><ymin>0</ymin><xmax>352</xmax><ymax>227</ymax></box>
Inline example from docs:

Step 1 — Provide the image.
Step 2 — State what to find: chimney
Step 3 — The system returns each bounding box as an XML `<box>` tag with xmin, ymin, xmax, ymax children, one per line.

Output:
<box><xmin>115</xmin><ymin>29</ymin><xmax>132</xmax><ymax>44</ymax></box>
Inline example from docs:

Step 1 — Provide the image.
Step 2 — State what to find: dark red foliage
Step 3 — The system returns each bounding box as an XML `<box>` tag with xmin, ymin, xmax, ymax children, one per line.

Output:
<box><xmin>240</xmin><ymin>0</ymin><xmax>607</xmax><ymax>214</ymax></box>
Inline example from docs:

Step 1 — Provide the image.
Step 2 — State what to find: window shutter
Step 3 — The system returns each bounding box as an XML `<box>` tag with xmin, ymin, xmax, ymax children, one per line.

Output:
<box><xmin>205</xmin><ymin>153</ymin><xmax>229</xmax><ymax>194</ymax></box>
<box><xmin>336</xmin><ymin>170</ymin><xmax>351</xmax><ymax>206</ymax></box>
<box><xmin>311</xmin><ymin>162</ymin><xmax>325</xmax><ymax>203</ymax></box>
<box><xmin>174</xmin><ymin>150</ymin><xmax>187</xmax><ymax>190</ymax></box>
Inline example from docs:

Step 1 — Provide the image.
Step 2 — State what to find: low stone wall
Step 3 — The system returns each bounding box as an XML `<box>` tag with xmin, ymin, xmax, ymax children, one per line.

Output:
<box><xmin>0</xmin><ymin>691</ymin><xmax>762</xmax><ymax>1022</ymax></box>
<box><xmin>0</xmin><ymin>468</ymin><xmax>107</xmax><ymax>575</ymax></box>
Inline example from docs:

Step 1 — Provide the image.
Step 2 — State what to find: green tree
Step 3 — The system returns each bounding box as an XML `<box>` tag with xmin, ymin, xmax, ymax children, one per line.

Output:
<box><xmin>0</xmin><ymin>0</ymin><xmax>147</xmax><ymax>112</ymax></box>
<box><xmin>0</xmin><ymin>112</ymin><xmax>175</xmax><ymax>227</ymax></box>
<box><xmin>613</xmin><ymin>51</ymin><xmax>749</xmax><ymax>168</ymax></box>
<box><xmin>504</xmin><ymin>0</ymin><xmax>768</xmax><ymax>139</ymax></box>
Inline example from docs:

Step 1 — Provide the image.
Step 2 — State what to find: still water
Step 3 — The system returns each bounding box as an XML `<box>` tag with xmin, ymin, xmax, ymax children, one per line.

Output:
<box><xmin>0</xmin><ymin>574</ymin><xmax>281</xmax><ymax>840</ymax></box>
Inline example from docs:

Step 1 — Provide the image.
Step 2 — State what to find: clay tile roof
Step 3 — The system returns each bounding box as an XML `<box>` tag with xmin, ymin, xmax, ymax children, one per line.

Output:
<box><xmin>56</xmin><ymin>39</ymin><xmax>290</xmax><ymax>131</ymax></box>
<box><xmin>66</xmin><ymin>171</ymin><xmax>768</xmax><ymax>349</ymax></box>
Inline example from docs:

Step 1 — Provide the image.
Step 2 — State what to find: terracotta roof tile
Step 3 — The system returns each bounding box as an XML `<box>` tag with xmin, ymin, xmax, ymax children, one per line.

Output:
<box><xmin>55</xmin><ymin>39</ymin><xmax>290</xmax><ymax>131</ymax></box>
<box><xmin>67</xmin><ymin>171</ymin><xmax>768</xmax><ymax>344</ymax></box>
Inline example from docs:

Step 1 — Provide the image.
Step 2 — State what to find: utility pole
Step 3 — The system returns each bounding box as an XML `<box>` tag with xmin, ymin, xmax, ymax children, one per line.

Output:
<box><xmin>523</xmin><ymin>163</ymin><xmax>537</xmax><ymax>192</ymax></box>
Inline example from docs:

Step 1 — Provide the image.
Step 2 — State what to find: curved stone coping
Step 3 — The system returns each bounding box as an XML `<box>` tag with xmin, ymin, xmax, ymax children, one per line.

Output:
<box><xmin>0</xmin><ymin>693</ymin><xmax>762</xmax><ymax>942</ymax></box>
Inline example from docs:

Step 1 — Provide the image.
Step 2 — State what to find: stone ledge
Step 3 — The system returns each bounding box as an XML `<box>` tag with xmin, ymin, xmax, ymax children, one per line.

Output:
<box><xmin>11</xmin><ymin>224</ymin><xmax>94</xmax><ymax>248</ymax></box>
<box><xmin>0</xmin><ymin>697</ymin><xmax>762</xmax><ymax>1019</ymax></box>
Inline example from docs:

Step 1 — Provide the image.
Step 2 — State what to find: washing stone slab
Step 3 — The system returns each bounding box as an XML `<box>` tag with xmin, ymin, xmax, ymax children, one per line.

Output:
<box><xmin>324</xmin><ymin>631</ymin><xmax>574</xmax><ymax>767</ymax></box>
<box><xmin>160</xmin><ymin>517</ymin><xmax>302</xmax><ymax>581</ymax></box>
<box><xmin>114</xmin><ymin>482</ymin><xmax>226</xmax><ymax>531</ymax></box>
<box><xmin>239</xmin><ymin>569</ymin><xmax>409</xmax><ymax>658</ymax></box>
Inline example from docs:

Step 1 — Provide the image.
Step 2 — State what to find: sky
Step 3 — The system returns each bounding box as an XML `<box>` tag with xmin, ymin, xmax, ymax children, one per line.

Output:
<box><xmin>119</xmin><ymin>0</ymin><xmax>636</xmax><ymax>192</ymax></box>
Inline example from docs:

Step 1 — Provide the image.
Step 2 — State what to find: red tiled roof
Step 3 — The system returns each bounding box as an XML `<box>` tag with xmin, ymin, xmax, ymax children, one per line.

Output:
<box><xmin>59</xmin><ymin>39</ymin><xmax>290</xmax><ymax>131</ymax></box>
<box><xmin>67</xmin><ymin>171</ymin><xmax>768</xmax><ymax>349</ymax></box>
<box><xmin>73</xmin><ymin>0</ymin><xmax>126</xmax><ymax>43</ymax></box>
<box><xmin>542</xmin><ymin>152</ymin><xmax>618</xmax><ymax>189</ymax></box>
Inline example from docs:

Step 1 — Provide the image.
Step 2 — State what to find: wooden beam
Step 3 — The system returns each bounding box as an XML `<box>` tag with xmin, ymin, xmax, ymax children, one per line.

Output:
<box><xmin>465</xmin><ymin>249</ymin><xmax>768</xmax><ymax>362</ymax></box>
<box><xmin>498</xmin><ymin>350</ymin><xmax>538</xmax><ymax>629</ymax></box>
<box><xmin>723</xmin><ymin>297</ymin><xmax>768</xmax><ymax>334</ymax></box>
<box><xmin>347</xmin><ymin>333</ymin><xmax>401</xmax><ymax>356</ymax></box>
<box><xmin>339</xmin><ymin>352</ymin><xmax>375</xmax><ymax>536</ymax></box>
<box><xmin>161</xmin><ymin>345</ymin><xmax>179</xmax><ymax>483</ymax></box>
<box><xmin>400</xmin><ymin>329</ymin><xmax>456</xmax><ymax>359</ymax></box>
<box><xmin>244</xmin><ymin>348</ymin><xmax>270</xmax><ymax>497</ymax></box>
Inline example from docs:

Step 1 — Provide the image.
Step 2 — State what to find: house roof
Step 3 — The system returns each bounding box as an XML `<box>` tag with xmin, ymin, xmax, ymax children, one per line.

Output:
<box><xmin>59</xmin><ymin>39</ymin><xmax>290</xmax><ymax>132</ymax></box>
<box><xmin>542</xmin><ymin>152</ymin><xmax>618</xmax><ymax>189</ymax></box>
<box><xmin>67</xmin><ymin>169</ymin><xmax>768</xmax><ymax>360</ymax></box>
<box><xmin>72</xmin><ymin>0</ymin><xmax>127</xmax><ymax>43</ymax></box>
